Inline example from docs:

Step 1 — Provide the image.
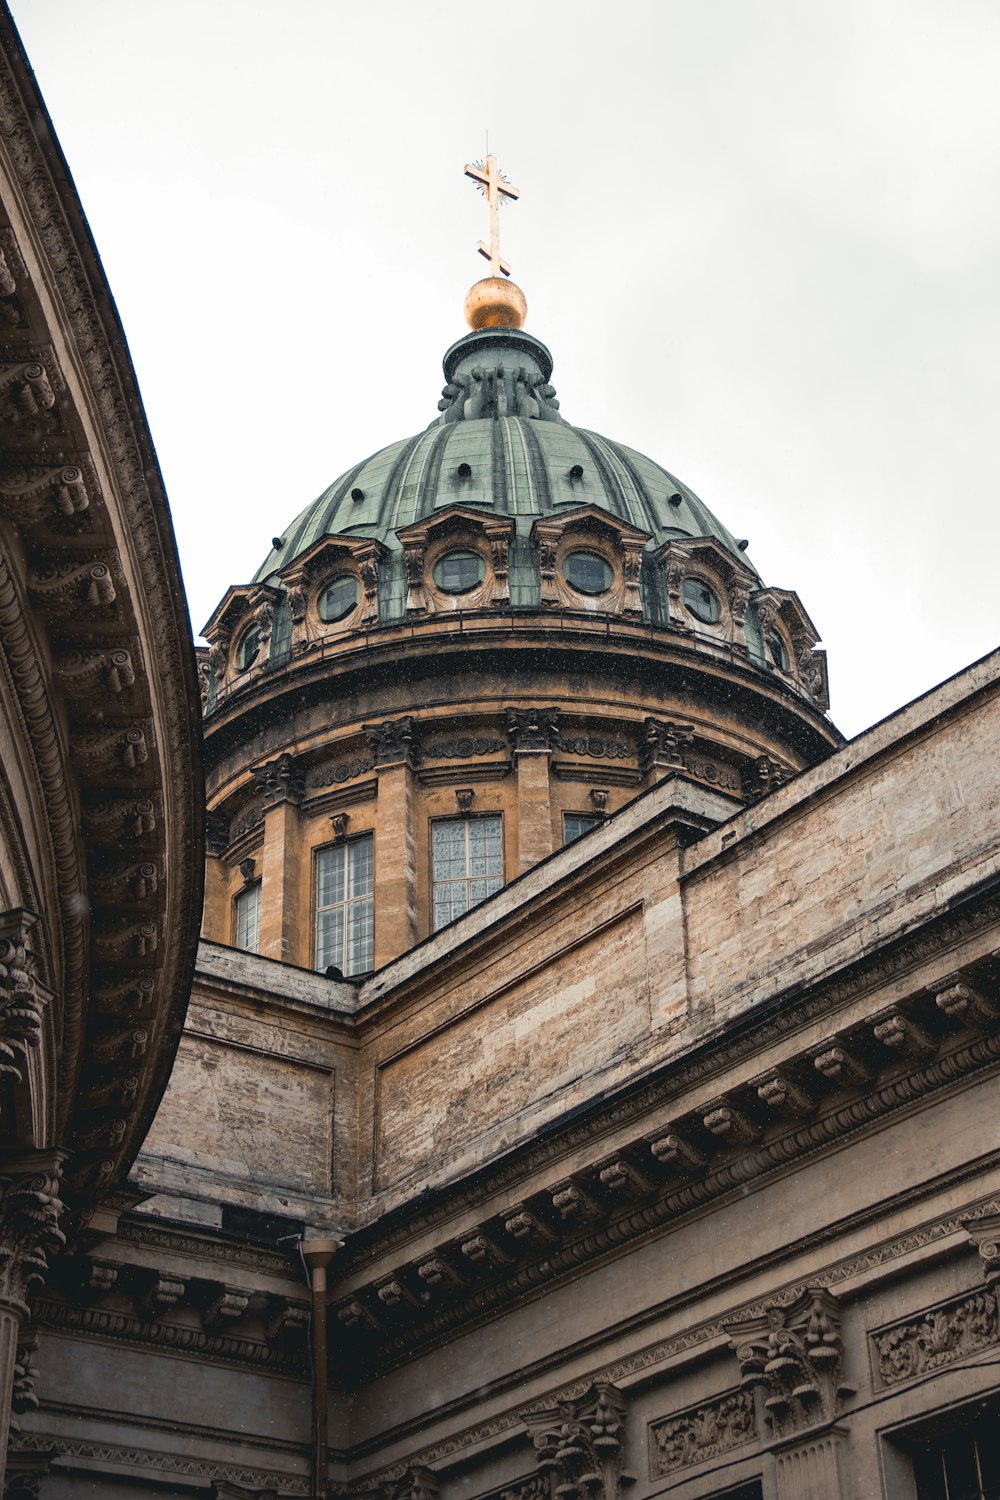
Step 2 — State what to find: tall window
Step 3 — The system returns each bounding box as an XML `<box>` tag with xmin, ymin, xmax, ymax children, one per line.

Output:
<box><xmin>234</xmin><ymin>881</ymin><xmax>261</xmax><ymax>953</ymax></box>
<box><xmin>431</xmin><ymin>816</ymin><xmax>503</xmax><ymax>931</ymax></box>
<box><xmin>315</xmin><ymin>835</ymin><xmax>374</xmax><ymax>976</ymax></box>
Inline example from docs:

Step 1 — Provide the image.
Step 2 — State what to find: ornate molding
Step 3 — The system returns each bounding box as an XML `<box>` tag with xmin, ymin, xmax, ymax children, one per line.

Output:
<box><xmin>649</xmin><ymin>1389</ymin><xmax>755</xmax><ymax>1476</ymax></box>
<box><xmin>10</xmin><ymin>1433</ymin><xmax>308</xmax><ymax>1495</ymax></box>
<box><xmin>505</xmin><ymin>707</ymin><xmax>560</xmax><ymax>754</ymax></box>
<box><xmin>364</xmin><ymin>717</ymin><xmax>418</xmax><ymax>769</ymax></box>
<box><xmin>0</xmin><ymin>1160</ymin><xmax>65</xmax><ymax>1311</ymax></box>
<box><xmin>727</xmin><ymin>1288</ymin><xmax>853</xmax><ymax>1440</ymax></box>
<box><xmin>251</xmin><ymin>753</ymin><xmax>304</xmax><ymax>808</ymax></box>
<box><xmin>0</xmin><ymin>912</ymin><xmax>49</xmax><ymax>1084</ymax></box>
<box><xmin>871</xmin><ymin>1289</ymin><xmax>998</xmax><ymax>1387</ymax></box>
<box><xmin>524</xmin><ymin>1383</ymin><xmax>633</xmax><ymax>1500</ymax></box>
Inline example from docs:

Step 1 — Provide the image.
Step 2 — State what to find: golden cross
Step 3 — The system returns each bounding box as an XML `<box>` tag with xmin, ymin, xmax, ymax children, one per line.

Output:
<box><xmin>464</xmin><ymin>155</ymin><xmax>520</xmax><ymax>278</ymax></box>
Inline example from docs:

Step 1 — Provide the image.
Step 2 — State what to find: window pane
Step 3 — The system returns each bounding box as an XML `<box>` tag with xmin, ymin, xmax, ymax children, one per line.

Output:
<box><xmin>235</xmin><ymin>882</ymin><xmax>261</xmax><ymax>953</ymax></box>
<box><xmin>431</xmin><ymin>817</ymin><xmax>503</xmax><ymax>931</ymax></box>
<box><xmin>315</xmin><ymin>836</ymin><xmax>373</xmax><ymax>976</ymax></box>
<box><xmin>565</xmin><ymin>813</ymin><xmax>601</xmax><ymax>844</ymax></box>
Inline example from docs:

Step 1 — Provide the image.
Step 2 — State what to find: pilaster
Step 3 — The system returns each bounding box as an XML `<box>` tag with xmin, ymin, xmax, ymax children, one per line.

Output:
<box><xmin>253</xmin><ymin>754</ymin><xmax>305</xmax><ymax>965</ymax></box>
<box><xmin>0</xmin><ymin>1153</ymin><xmax>64</xmax><ymax>1493</ymax></box>
<box><xmin>506</xmin><ymin>708</ymin><xmax>559</xmax><ymax>873</ymax></box>
<box><xmin>365</xmin><ymin>718</ymin><xmax>418</xmax><ymax>966</ymax></box>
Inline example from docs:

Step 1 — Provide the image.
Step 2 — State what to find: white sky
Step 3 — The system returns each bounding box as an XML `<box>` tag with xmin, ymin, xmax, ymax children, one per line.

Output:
<box><xmin>10</xmin><ymin>0</ymin><xmax>1000</xmax><ymax>738</ymax></box>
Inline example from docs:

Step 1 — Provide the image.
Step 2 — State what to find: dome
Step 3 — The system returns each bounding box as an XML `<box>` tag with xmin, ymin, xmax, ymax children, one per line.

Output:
<box><xmin>252</xmin><ymin>327</ymin><xmax>755</xmax><ymax>622</ymax></box>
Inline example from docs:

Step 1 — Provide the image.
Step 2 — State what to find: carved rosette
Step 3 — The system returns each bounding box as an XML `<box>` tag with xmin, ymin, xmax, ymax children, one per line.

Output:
<box><xmin>506</xmin><ymin>707</ymin><xmax>561</xmax><ymax>754</ymax></box>
<box><xmin>726</xmin><ymin>1289</ymin><xmax>853</xmax><ymax>1441</ymax></box>
<box><xmin>525</xmin><ymin>1383</ymin><xmax>634</xmax><ymax>1500</ymax></box>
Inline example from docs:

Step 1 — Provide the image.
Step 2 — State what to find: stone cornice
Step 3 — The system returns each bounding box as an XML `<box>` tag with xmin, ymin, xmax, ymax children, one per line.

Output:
<box><xmin>327</xmin><ymin>893</ymin><xmax>1000</xmax><ymax>1376</ymax></box>
<box><xmin>0</xmin><ymin>9</ymin><xmax>204</xmax><ymax>1200</ymax></box>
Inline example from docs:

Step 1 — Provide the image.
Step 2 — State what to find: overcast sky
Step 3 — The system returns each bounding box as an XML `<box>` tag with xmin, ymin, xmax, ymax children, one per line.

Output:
<box><xmin>10</xmin><ymin>0</ymin><xmax>1000</xmax><ymax>738</ymax></box>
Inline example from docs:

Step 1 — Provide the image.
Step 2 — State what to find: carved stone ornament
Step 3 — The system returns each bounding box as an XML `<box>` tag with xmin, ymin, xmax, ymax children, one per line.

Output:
<box><xmin>390</xmin><ymin>1469</ymin><xmax>440</xmax><ymax>1500</ymax></box>
<box><xmin>251</xmin><ymin>752</ymin><xmax>304</xmax><ymax>807</ymax></box>
<box><xmin>0</xmin><ymin>1162</ymin><xmax>65</xmax><ymax>1311</ymax></box>
<box><xmin>506</xmin><ymin>707</ymin><xmax>561</xmax><ymax>754</ymax></box>
<box><xmin>871</xmin><ymin>1290</ymin><xmax>998</xmax><ymax>1387</ymax></box>
<box><xmin>524</xmin><ymin>1382</ymin><xmax>634</xmax><ymax>1500</ymax></box>
<box><xmin>650</xmin><ymin>1388</ymin><xmax>756</xmax><ymax>1476</ymax></box>
<box><xmin>640</xmin><ymin>718</ymin><xmax>694</xmax><ymax>776</ymax></box>
<box><xmin>0</xmin><ymin>463</ymin><xmax>90</xmax><ymax>525</ymax></box>
<box><xmin>331</xmin><ymin>813</ymin><xmax>350</xmax><ymax>841</ymax></box>
<box><xmin>964</xmin><ymin>1211</ymin><xmax>1000</xmax><ymax>1284</ymax></box>
<box><xmin>743</xmin><ymin>753</ymin><xmax>793</xmax><ymax>802</ymax></box>
<box><xmin>0</xmin><ymin>911</ymin><xmax>50</xmax><ymax>1083</ymax></box>
<box><xmin>726</xmin><ymin>1288</ymin><xmax>854</xmax><ymax>1440</ymax></box>
<box><xmin>455</xmin><ymin>787</ymin><xmax>475</xmax><ymax>814</ymax></box>
<box><xmin>364</xmin><ymin>717</ymin><xmax>418</xmax><ymax>769</ymax></box>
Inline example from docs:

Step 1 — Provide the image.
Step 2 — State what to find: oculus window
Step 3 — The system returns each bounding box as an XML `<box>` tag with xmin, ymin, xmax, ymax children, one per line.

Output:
<box><xmin>434</xmin><ymin>550</ymin><xmax>485</xmax><ymax>594</ymax></box>
<box><xmin>432</xmin><ymin>816</ymin><xmax>503</xmax><ymax>930</ymax></box>
<box><xmin>563</xmin><ymin>551</ymin><xmax>612</xmax><ymax>595</ymax></box>
<box><xmin>234</xmin><ymin>882</ymin><xmax>261</xmax><ymax>953</ymax></box>
<box><xmin>682</xmin><ymin>576</ymin><xmax>720</xmax><ymax>624</ymax></box>
<box><xmin>318</xmin><ymin>575</ymin><xmax>360</xmax><ymax>623</ymax></box>
<box><xmin>315</xmin><ymin>835</ymin><xmax>374</xmax><ymax>976</ymax></box>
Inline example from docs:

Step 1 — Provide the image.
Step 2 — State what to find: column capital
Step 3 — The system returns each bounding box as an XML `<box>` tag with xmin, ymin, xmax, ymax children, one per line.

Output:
<box><xmin>524</xmin><ymin>1381</ymin><xmax>634</xmax><ymax>1500</ymax></box>
<box><xmin>0</xmin><ymin>1151</ymin><xmax>66</xmax><ymax>1312</ymax></box>
<box><xmin>364</xmin><ymin>716</ymin><xmax>419</xmax><ymax>769</ymax></box>
<box><xmin>505</xmin><ymin>706</ymin><xmax>561</xmax><ymax>754</ymax></box>
<box><xmin>726</xmin><ymin>1287</ymin><xmax>854</xmax><ymax>1443</ymax></box>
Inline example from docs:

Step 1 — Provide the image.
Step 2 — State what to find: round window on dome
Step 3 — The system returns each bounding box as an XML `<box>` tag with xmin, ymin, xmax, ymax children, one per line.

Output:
<box><xmin>318</xmin><ymin>574</ymin><xmax>360</xmax><ymax>623</ymax></box>
<box><xmin>235</xmin><ymin>624</ymin><xmax>261</xmax><ymax>671</ymax></box>
<box><xmin>563</xmin><ymin>551</ymin><xmax>613</xmax><ymax>596</ymax></box>
<box><xmin>681</xmin><ymin>576</ymin><xmax>721</xmax><ymax>624</ymax></box>
<box><xmin>434</xmin><ymin>550</ymin><xmax>485</xmax><ymax>594</ymax></box>
<box><xmin>768</xmin><ymin>632</ymin><xmax>790</xmax><ymax>672</ymax></box>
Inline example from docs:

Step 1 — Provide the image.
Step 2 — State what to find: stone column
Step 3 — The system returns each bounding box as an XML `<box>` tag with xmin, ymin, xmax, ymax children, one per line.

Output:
<box><xmin>726</xmin><ymin>1288</ymin><xmax>854</xmax><ymax>1500</ymax></box>
<box><xmin>364</xmin><ymin>718</ymin><xmax>418</xmax><ymax>968</ymax></box>
<box><xmin>0</xmin><ymin>1154</ymin><xmax>64</xmax><ymax>1493</ymax></box>
<box><xmin>506</xmin><ymin>708</ymin><xmax>560</xmax><ymax>874</ymax></box>
<box><xmin>252</xmin><ymin>754</ymin><xmax>305</xmax><ymax>965</ymax></box>
<box><xmin>201</xmin><ymin>811</ymin><xmax>231</xmax><ymax>941</ymax></box>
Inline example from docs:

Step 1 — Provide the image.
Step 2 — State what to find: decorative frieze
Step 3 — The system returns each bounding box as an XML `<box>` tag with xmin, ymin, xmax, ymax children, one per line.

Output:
<box><xmin>727</xmin><ymin>1289</ymin><xmax>853</xmax><ymax>1440</ymax></box>
<box><xmin>650</xmin><ymin>1389</ymin><xmax>755</xmax><ymax>1476</ymax></box>
<box><xmin>423</xmin><ymin>736</ymin><xmax>505</xmax><ymax>760</ymax></box>
<box><xmin>871</xmin><ymin>1290</ymin><xmax>998</xmax><ymax>1387</ymax></box>
<box><xmin>309</xmin><ymin>755</ymin><xmax>376</xmax><ymax>789</ymax></box>
<box><xmin>525</xmin><ymin>1382</ymin><xmax>633</xmax><ymax>1500</ymax></box>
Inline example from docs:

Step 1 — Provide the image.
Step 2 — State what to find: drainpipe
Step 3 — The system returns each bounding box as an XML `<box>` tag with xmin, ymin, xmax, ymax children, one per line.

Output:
<box><xmin>300</xmin><ymin>1238</ymin><xmax>340</xmax><ymax>1500</ymax></box>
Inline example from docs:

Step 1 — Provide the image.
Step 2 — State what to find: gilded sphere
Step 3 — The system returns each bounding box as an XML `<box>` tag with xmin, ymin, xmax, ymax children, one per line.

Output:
<box><xmin>464</xmin><ymin>277</ymin><xmax>527</xmax><ymax>330</ymax></box>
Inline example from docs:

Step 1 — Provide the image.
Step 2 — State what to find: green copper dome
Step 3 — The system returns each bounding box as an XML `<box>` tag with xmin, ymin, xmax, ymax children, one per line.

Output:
<box><xmin>253</xmin><ymin>328</ymin><xmax>754</xmax><ymax>615</ymax></box>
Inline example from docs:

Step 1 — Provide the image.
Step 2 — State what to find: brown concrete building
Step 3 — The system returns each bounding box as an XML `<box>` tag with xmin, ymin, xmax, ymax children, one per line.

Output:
<box><xmin>3</xmin><ymin>12</ymin><xmax>1000</xmax><ymax>1500</ymax></box>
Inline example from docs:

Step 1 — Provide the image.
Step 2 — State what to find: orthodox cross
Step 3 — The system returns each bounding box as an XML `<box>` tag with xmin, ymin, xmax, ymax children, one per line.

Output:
<box><xmin>464</xmin><ymin>155</ymin><xmax>520</xmax><ymax>278</ymax></box>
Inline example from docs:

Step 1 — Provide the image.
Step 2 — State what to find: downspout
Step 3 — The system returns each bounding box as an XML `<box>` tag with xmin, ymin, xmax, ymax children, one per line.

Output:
<box><xmin>300</xmin><ymin>1238</ymin><xmax>340</xmax><ymax>1500</ymax></box>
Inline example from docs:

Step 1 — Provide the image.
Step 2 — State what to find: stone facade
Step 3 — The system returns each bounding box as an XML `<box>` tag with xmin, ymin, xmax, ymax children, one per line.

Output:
<box><xmin>3</xmin><ymin>7</ymin><xmax>1000</xmax><ymax>1499</ymax></box>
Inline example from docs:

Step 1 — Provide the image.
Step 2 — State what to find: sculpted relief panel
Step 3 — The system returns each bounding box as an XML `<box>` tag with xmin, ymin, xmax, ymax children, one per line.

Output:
<box><xmin>374</xmin><ymin>906</ymin><xmax>649</xmax><ymax>1190</ymax></box>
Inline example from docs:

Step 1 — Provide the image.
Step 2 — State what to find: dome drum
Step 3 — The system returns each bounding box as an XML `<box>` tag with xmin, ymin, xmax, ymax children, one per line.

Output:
<box><xmin>200</xmin><ymin>319</ymin><xmax>839</xmax><ymax>970</ymax></box>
